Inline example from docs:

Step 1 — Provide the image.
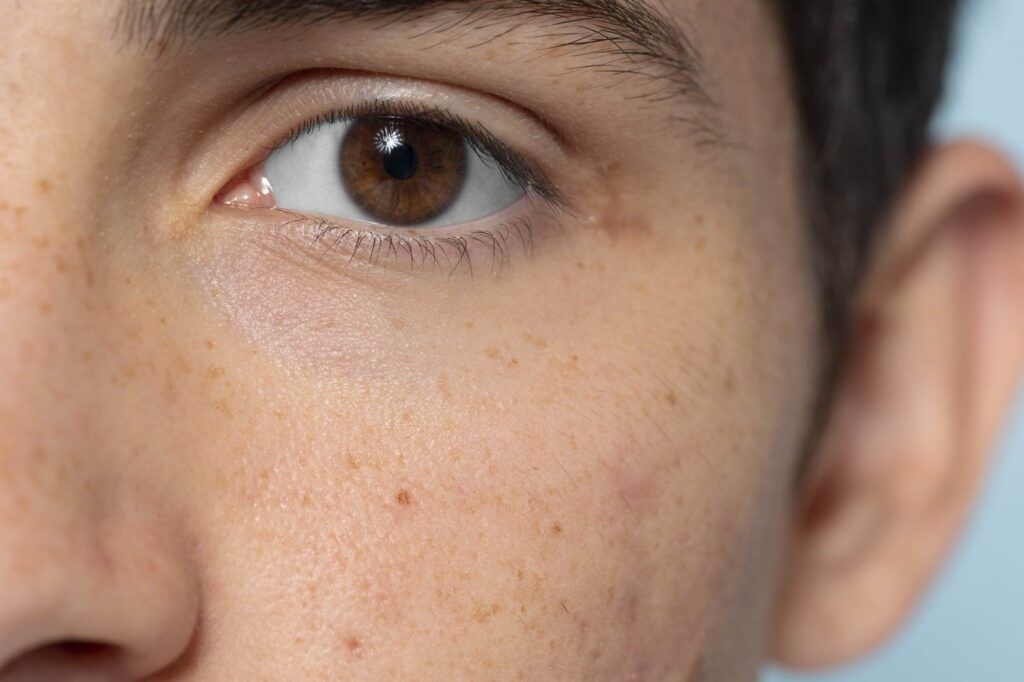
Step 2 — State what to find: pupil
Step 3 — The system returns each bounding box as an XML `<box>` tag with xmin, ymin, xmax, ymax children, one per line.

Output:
<box><xmin>382</xmin><ymin>143</ymin><xmax>418</xmax><ymax>181</ymax></box>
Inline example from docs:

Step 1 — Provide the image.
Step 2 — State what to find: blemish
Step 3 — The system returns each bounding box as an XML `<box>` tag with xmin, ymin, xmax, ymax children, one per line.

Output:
<box><xmin>395</xmin><ymin>489</ymin><xmax>412</xmax><ymax>506</ymax></box>
<box><xmin>550</xmin><ymin>522</ymin><xmax>563</xmax><ymax>536</ymax></box>
<box><xmin>206</xmin><ymin>366</ymin><xmax>225</xmax><ymax>381</ymax></box>
<box><xmin>664</xmin><ymin>390</ymin><xmax>678</xmax><ymax>406</ymax></box>
<box><xmin>391</xmin><ymin>318</ymin><xmax>406</xmax><ymax>330</ymax></box>
<box><xmin>203</xmin><ymin>340</ymin><xmax>215</xmax><ymax>350</ymax></box>
<box><xmin>507</xmin><ymin>358</ymin><xmax>519</xmax><ymax>369</ymax></box>
<box><xmin>36</xmin><ymin>178</ymin><xmax>53</xmax><ymax>195</ymax></box>
<box><xmin>344</xmin><ymin>635</ymin><xmax>364</xmax><ymax>659</ymax></box>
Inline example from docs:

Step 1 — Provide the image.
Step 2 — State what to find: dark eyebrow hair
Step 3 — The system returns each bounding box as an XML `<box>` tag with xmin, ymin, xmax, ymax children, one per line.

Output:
<box><xmin>115</xmin><ymin>0</ymin><xmax>714</xmax><ymax>112</ymax></box>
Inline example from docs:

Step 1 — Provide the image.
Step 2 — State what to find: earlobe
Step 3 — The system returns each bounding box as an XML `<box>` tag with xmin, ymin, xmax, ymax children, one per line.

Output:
<box><xmin>771</xmin><ymin>141</ymin><xmax>1024</xmax><ymax>670</ymax></box>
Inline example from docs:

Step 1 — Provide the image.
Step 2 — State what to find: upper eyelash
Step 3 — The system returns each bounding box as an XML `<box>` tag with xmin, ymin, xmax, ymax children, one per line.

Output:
<box><xmin>267</xmin><ymin>99</ymin><xmax>570</xmax><ymax>211</ymax></box>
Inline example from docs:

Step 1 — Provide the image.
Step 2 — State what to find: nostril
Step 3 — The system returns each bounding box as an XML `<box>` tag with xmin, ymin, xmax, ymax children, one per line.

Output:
<box><xmin>1</xmin><ymin>640</ymin><xmax>121</xmax><ymax>677</ymax></box>
<box><xmin>52</xmin><ymin>639</ymin><xmax>118</xmax><ymax>658</ymax></box>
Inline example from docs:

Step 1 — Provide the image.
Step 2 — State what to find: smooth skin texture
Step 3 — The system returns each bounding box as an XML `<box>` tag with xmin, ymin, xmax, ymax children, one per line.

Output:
<box><xmin>0</xmin><ymin>1</ymin><xmax>1023</xmax><ymax>680</ymax></box>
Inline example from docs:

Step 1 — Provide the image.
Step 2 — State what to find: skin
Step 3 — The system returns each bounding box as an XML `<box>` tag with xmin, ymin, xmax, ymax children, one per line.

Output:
<box><xmin>1</xmin><ymin>1</ymin><xmax>1023</xmax><ymax>680</ymax></box>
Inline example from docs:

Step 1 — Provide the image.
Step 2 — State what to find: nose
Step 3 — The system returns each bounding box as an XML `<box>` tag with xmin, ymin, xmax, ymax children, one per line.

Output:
<box><xmin>0</xmin><ymin>447</ymin><xmax>200</xmax><ymax>681</ymax></box>
<box><xmin>0</xmin><ymin>176</ymin><xmax>199</xmax><ymax>681</ymax></box>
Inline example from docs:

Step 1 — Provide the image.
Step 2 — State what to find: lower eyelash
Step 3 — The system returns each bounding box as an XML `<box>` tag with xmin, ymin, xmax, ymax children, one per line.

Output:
<box><xmin>273</xmin><ymin>211</ymin><xmax>537</xmax><ymax>276</ymax></box>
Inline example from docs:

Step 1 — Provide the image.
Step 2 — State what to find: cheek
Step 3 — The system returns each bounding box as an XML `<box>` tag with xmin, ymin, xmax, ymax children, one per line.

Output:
<box><xmin>163</xmin><ymin>310</ymin><xmax>793</xmax><ymax>679</ymax></box>
<box><xmin>165</xmin><ymin>182</ymin><xmax>813</xmax><ymax>677</ymax></box>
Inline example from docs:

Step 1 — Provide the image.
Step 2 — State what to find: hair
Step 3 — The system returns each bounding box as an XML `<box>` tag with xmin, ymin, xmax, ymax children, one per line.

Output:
<box><xmin>775</xmin><ymin>1</ymin><xmax>962</xmax><ymax>473</ymax></box>
<box><xmin>777</xmin><ymin>0</ymin><xmax>962</xmax><ymax>351</ymax></box>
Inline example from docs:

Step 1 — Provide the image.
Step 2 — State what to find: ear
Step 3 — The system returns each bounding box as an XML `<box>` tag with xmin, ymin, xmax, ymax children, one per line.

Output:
<box><xmin>771</xmin><ymin>141</ymin><xmax>1024</xmax><ymax>669</ymax></box>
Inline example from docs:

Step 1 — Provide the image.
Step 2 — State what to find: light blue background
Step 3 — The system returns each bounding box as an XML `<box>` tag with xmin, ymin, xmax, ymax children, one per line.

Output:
<box><xmin>766</xmin><ymin>0</ymin><xmax>1024</xmax><ymax>680</ymax></box>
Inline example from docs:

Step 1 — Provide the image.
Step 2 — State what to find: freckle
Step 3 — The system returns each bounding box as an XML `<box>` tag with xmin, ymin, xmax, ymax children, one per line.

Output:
<box><xmin>38</xmin><ymin>301</ymin><xmax>52</xmax><ymax>315</ymax></box>
<box><xmin>695</xmin><ymin>214</ymin><xmax>705</xmax><ymax>226</ymax></box>
<box><xmin>395</xmin><ymin>490</ymin><xmax>412</xmax><ymax>506</ymax></box>
<box><xmin>723</xmin><ymin>369</ymin><xmax>736</xmax><ymax>395</ymax></box>
<box><xmin>346</xmin><ymin>454</ymin><xmax>361</xmax><ymax>469</ymax></box>
<box><xmin>665</xmin><ymin>390</ymin><xmax>678</xmax><ymax>406</ymax></box>
<box><xmin>550</xmin><ymin>523</ymin><xmax>563</xmax><ymax>535</ymax></box>
<box><xmin>206</xmin><ymin>366</ymin><xmax>225</xmax><ymax>380</ymax></box>
<box><xmin>464</xmin><ymin>321</ymin><xmax>475</xmax><ymax>330</ymax></box>
<box><xmin>84</xmin><ymin>268</ymin><xmax>96</xmax><ymax>287</ymax></box>
<box><xmin>32</xmin><ymin>237</ymin><xmax>50</xmax><ymax>250</ymax></box>
<box><xmin>436</xmin><ymin>374</ymin><xmax>452</xmax><ymax>400</ymax></box>
<box><xmin>507</xmin><ymin>358</ymin><xmax>519</xmax><ymax>369</ymax></box>
<box><xmin>203</xmin><ymin>340</ymin><xmax>215</xmax><ymax>350</ymax></box>
<box><xmin>301</xmin><ymin>492</ymin><xmax>312</xmax><ymax>508</ymax></box>
<box><xmin>258</xmin><ymin>469</ymin><xmax>269</xmax><ymax>482</ymax></box>
<box><xmin>36</xmin><ymin>178</ymin><xmax>53</xmax><ymax>194</ymax></box>
<box><xmin>485</xmin><ymin>347</ymin><xmax>500</xmax><ymax>361</ymax></box>
<box><xmin>215</xmin><ymin>399</ymin><xmax>233</xmax><ymax>417</ymax></box>
<box><xmin>391</xmin><ymin>318</ymin><xmax>406</xmax><ymax>330</ymax></box>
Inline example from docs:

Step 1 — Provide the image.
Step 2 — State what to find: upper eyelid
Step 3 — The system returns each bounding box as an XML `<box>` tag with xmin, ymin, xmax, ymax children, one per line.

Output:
<box><xmin>182</xmin><ymin>70</ymin><xmax>574</xmax><ymax>204</ymax></box>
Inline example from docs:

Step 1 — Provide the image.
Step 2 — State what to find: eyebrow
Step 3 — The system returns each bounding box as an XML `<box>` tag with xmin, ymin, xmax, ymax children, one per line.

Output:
<box><xmin>115</xmin><ymin>0</ymin><xmax>713</xmax><ymax>109</ymax></box>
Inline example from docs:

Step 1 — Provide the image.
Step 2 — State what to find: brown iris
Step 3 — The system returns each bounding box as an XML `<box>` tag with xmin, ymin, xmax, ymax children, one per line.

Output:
<box><xmin>340</xmin><ymin>118</ymin><xmax>467</xmax><ymax>225</ymax></box>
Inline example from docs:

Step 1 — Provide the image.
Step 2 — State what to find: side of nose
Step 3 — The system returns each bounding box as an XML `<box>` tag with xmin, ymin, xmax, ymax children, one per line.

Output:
<box><xmin>0</xmin><ymin>159</ymin><xmax>200</xmax><ymax>680</ymax></box>
<box><xmin>0</xmin><ymin>441</ymin><xmax>200</xmax><ymax>680</ymax></box>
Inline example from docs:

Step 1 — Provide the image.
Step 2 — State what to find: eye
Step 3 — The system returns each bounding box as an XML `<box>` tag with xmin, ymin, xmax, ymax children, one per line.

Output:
<box><xmin>250</xmin><ymin>114</ymin><xmax>528</xmax><ymax>229</ymax></box>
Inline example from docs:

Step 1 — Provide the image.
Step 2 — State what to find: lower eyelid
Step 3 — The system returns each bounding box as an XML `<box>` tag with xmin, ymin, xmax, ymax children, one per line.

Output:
<box><xmin>210</xmin><ymin>197</ymin><xmax>561</xmax><ymax>279</ymax></box>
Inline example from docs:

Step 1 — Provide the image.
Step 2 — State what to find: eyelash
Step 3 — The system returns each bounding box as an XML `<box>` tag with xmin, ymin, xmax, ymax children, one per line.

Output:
<box><xmin>249</xmin><ymin>99</ymin><xmax>569</xmax><ymax>274</ymax></box>
<box><xmin>267</xmin><ymin>99</ymin><xmax>566</xmax><ymax>207</ymax></box>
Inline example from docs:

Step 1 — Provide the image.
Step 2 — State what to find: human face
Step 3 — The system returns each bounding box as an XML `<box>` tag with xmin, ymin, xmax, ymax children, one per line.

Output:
<box><xmin>2</xmin><ymin>1</ymin><xmax>1021</xmax><ymax>681</ymax></box>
